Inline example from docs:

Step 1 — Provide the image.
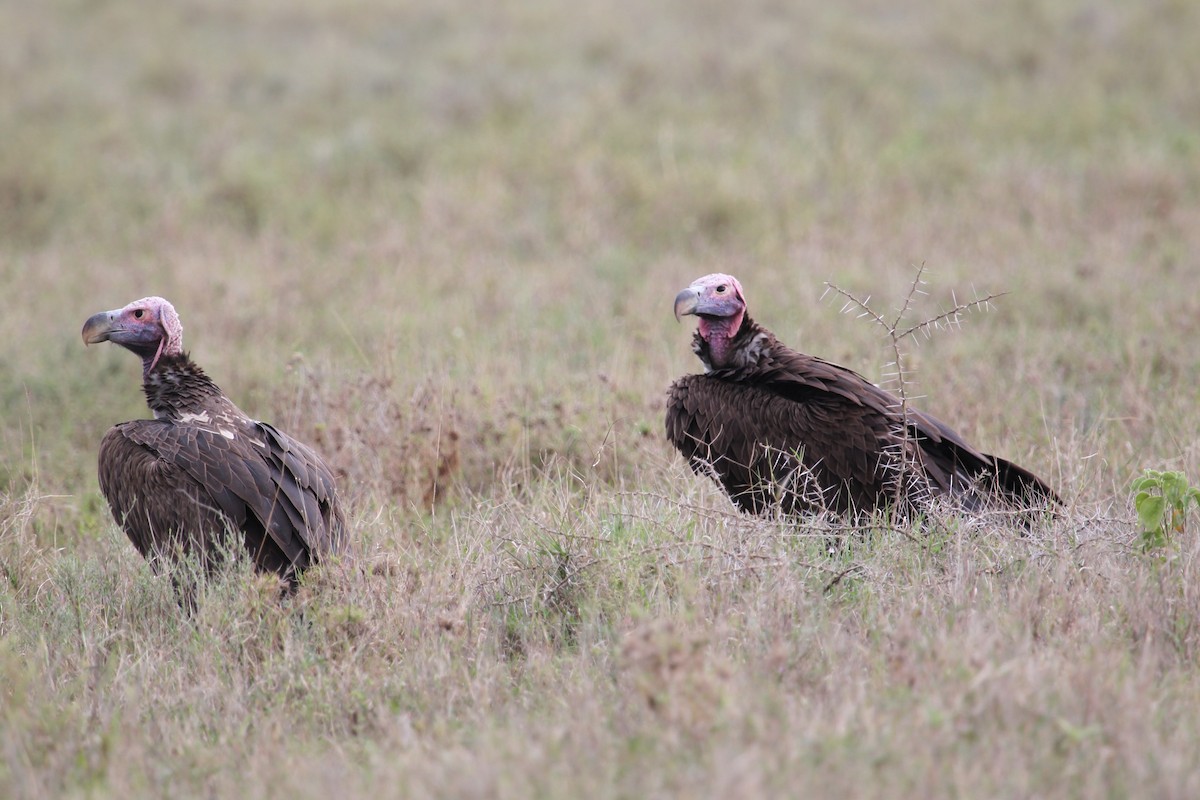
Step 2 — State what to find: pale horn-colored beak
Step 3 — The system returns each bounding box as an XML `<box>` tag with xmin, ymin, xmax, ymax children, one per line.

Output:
<box><xmin>673</xmin><ymin>287</ymin><xmax>700</xmax><ymax>321</ymax></box>
<box><xmin>82</xmin><ymin>311</ymin><xmax>118</xmax><ymax>345</ymax></box>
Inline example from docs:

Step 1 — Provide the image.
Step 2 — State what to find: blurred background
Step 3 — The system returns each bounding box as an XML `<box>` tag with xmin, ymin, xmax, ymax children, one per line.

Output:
<box><xmin>2</xmin><ymin>0</ymin><xmax>1197</xmax><ymax>534</ymax></box>
<box><xmin>5</xmin><ymin>4</ymin><xmax>1200</xmax><ymax>796</ymax></box>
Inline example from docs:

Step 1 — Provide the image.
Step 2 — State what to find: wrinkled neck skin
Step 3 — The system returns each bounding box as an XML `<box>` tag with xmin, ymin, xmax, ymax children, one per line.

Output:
<box><xmin>116</xmin><ymin>340</ymin><xmax>165</xmax><ymax>378</ymax></box>
<box><xmin>693</xmin><ymin>312</ymin><xmax>766</xmax><ymax>372</ymax></box>
<box><xmin>141</xmin><ymin>353</ymin><xmax>225</xmax><ymax>420</ymax></box>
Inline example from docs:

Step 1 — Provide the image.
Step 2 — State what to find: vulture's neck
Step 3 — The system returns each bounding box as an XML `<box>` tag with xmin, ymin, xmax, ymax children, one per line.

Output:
<box><xmin>142</xmin><ymin>354</ymin><xmax>226</xmax><ymax>421</ymax></box>
<box><xmin>693</xmin><ymin>314</ymin><xmax>772</xmax><ymax>373</ymax></box>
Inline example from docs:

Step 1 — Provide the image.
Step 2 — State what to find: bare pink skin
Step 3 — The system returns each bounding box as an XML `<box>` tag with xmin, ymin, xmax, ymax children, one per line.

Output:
<box><xmin>675</xmin><ymin>273</ymin><xmax>747</xmax><ymax>368</ymax></box>
<box><xmin>82</xmin><ymin>296</ymin><xmax>184</xmax><ymax>374</ymax></box>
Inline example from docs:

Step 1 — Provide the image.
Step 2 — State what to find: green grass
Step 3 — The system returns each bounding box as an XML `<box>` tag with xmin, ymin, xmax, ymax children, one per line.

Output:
<box><xmin>3</xmin><ymin>0</ymin><xmax>1200</xmax><ymax>796</ymax></box>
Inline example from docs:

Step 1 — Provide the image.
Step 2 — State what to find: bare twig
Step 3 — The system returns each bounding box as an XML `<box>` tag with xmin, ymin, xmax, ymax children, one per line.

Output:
<box><xmin>824</xmin><ymin>265</ymin><xmax>1003</xmax><ymax>509</ymax></box>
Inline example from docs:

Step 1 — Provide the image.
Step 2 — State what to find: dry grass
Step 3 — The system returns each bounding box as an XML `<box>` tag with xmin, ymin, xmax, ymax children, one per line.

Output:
<box><xmin>3</xmin><ymin>0</ymin><xmax>1200</xmax><ymax>796</ymax></box>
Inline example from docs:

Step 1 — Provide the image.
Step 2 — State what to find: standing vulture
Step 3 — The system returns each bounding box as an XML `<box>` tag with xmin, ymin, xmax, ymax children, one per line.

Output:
<box><xmin>665</xmin><ymin>274</ymin><xmax>1058</xmax><ymax>518</ymax></box>
<box><xmin>82</xmin><ymin>296</ymin><xmax>346</xmax><ymax>584</ymax></box>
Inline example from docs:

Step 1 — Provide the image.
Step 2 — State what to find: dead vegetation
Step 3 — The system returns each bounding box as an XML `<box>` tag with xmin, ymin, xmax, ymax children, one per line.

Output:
<box><xmin>3</xmin><ymin>0</ymin><xmax>1200</xmax><ymax>797</ymax></box>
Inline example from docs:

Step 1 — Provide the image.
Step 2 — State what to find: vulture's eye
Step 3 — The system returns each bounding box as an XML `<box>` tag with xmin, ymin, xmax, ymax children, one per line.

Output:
<box><xmin>716</xmin><ymin>285</ymin><xmax>727</xmax><ymax>293</ymax></box>
<box><xmin>133</xmin><ymin>309</ymin><xmax>144</xmax><ymax>319</ymax></box>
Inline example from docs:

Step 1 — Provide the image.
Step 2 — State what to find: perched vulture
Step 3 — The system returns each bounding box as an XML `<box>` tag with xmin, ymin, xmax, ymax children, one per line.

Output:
<box><xmin>82</xmin><ymin>296</ymin><xmax>346</xmax><ymax>584</ymax></box>
<box><xmin>665</xmin><ymin>274</ymin><xmax>1058</xmax><ymax>518</ymax></box>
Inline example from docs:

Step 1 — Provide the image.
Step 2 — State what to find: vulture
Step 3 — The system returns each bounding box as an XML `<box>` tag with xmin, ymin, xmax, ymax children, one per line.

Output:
<box><xmin>665</xmin><ymin>274</ymin><xmax>1058</xmax><ymax>519</ymax></box>
<box><xmin>82</xmin><ymin>296</ymin><xmax>346</xmax><ymax>585</ymax></box>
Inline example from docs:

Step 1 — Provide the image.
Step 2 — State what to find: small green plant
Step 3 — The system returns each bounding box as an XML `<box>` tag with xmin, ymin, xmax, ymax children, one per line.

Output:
<box><xmin>1131</xmin><ymin>469</ymin><xmax>1200</xmax><ymax>550</ymax></box>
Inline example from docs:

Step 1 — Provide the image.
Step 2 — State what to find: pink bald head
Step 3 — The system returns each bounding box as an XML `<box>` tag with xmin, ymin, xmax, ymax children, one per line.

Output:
<box><xmin>673</xmin><ymin>273</ymin><xmax>749</xmax><ymax>368</ymax></box>
<box><xmin>82</xmin><ymin>296</ymin><xmax>184</xmax><ymax>374</ymax></box>
<box><xmin>673</xmin><ymin>274</ymin><xmax>746</xmax><ymax>321</ymax></box>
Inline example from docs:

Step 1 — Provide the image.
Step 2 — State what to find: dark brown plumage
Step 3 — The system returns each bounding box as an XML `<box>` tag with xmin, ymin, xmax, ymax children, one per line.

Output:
<box><xmin>83</xmin><ymin>296</ymin><xmax>346</xmax><ymax>584</ymax></box>
<box><xmin>665</xmin><ymin>274</ymin><xmax>1058</xmax><ymax>518</ymax></box>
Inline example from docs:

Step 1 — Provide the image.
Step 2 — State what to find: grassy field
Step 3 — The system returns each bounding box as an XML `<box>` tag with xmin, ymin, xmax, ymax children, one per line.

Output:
<box><xmin>3</xmin><ymin>0</ymin><xmax>1200</xmax><ymax>796</ymax></box>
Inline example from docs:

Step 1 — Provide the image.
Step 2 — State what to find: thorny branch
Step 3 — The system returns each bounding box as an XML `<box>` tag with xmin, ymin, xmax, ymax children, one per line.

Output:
<box><xmin>821</xmin><ymin>264</ymin><xmax>1005</xmax><ymax>508</ymax></box>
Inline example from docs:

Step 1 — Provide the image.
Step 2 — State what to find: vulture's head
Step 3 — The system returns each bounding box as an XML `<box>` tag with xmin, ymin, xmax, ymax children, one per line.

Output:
<box><xmin>83</xmin><ymin>296</ymin><xmax>184</xmax><ymax>374</ymax></box>
<box><xmin>674</xmin><ymin>273</ymin><xmax>747</xmax><ymax>369</ymax></box>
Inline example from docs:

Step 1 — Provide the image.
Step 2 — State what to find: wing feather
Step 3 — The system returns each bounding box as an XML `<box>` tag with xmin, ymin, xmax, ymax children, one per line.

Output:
<box><xmin>98</xmin><ymin>423</ymin><xmax>239</xmax><ymax>566</ymax></box>
<box><xmin>255</xmin><ymin>422</ymin><xmax>345</xmax><ymax>555</ymax></box>
<box><xmin>668</xmin><ymin>334</ymin><xmax>1058</xmax><ymax>515</ymax></box>
<box><xmin>104</xmin><ymin>414</ymin><xmax>344</xmax><ymax>576</ymax></box>
<box><xmin>667</xmin><ymin>374</ymin><xmax>895</xmax><ymax>515</ymax></box>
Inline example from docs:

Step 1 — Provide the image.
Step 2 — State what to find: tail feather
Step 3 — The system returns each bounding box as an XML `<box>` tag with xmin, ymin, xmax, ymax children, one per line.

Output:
<box><xmin>990</xmin><ymin>453</ymin><xmax>1060</xmax><ymax>507</ymax></box>
<box><xmin>919</xmin><ymin>433</ymin><xmax>1060</xmax><ymax>511</ymax></box>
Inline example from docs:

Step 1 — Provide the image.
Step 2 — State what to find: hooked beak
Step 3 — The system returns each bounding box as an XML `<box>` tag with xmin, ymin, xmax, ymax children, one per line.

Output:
<box><xmin>82</xmin><ymin>311</ymin><xmax>118</xmax><ymax>345</ymax></box>
<box><xmin>673</xmin><ymin>287</ymin><xmax>700</xmax><ymax>322</ymax></box>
